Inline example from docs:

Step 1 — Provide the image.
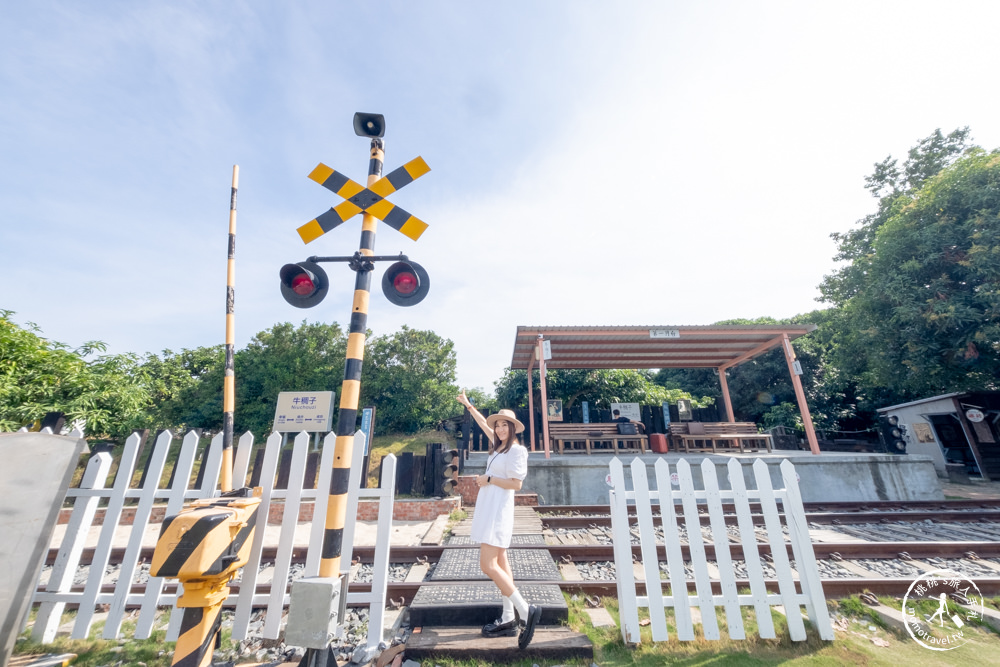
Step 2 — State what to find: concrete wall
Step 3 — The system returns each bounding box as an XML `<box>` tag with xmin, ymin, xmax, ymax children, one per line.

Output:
<box><xmin>464</xmin><ymin>451</ymin><xmax>944</xmax><ymax>505</ymax></box>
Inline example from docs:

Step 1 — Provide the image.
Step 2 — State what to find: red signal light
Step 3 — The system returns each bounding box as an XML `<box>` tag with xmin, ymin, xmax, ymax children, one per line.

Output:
<box><xmin>393</xmin><ymin>271</ymin><xmax>418</xmax><ymax>294</ymax></box>
<box><xmin>291</xmin><ymin>273</ymin><xmax>315</xmax><ymax>295</ymax></box>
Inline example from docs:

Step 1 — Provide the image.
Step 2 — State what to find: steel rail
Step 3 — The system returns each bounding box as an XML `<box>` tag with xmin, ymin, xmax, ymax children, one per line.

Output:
<box><xmin>37</xmin><ymin>576</ymin><xmax>1000</xmax><ymax>609</ymax></box>
<box><xmin>538</xmin><ymin>499</ymin><xmax>1000</xmax><ymax>514</ymax></box>
<box><xmin>47</xmin><ymin>539</ymin><xmax>1000</xmax><ymax>567</ymax></box>
<box><xmin>540</xmin><ymin>510</ymin><xmax>1000</xmax><ymax>529</ymax></box>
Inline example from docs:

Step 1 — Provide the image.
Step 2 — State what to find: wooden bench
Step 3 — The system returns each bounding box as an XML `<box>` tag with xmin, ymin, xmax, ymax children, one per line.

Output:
<box><xmin>548</xmin><ymin>423</ymin><xmax>648</xmax><ymax>455</ymax></box>
<box><xmin>667</xmin><ymin>422</ymin><xmax>772</xmax><ymax>454</ymax></box>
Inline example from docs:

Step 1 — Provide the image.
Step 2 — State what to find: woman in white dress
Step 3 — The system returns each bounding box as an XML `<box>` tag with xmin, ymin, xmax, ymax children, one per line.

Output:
<box><xmin>456</xmin><ymin>391</ymin><xmax>541</xmax><ymax>650</ymax></box>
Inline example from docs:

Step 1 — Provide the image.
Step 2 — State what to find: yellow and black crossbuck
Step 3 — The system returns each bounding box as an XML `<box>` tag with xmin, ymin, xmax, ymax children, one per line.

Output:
<box><xmin>297</xmin><ymin>156</ymin><xmax>431</xmax><ymax>244</ymax></box>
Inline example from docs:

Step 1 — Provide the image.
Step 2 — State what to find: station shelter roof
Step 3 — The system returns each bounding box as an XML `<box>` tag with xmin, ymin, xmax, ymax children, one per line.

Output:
<box><xmin>511</xmin><ymin>324</ymin><xmax>818</xmax><ymax>371</ymax></box>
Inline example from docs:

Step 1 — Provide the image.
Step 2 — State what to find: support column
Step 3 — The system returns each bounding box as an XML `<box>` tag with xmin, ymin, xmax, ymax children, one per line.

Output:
<box><xmin>526</xmin><ymin>360</ymin><xmax>536</xmax><ymax>452</ymax></box>
<box><xmin>537</xmin><ymin>336</ymin><xmax>551</xmax><ymax>458</ymax></box>
<box><xmin>221</xmin><ymin>165</ymin><xmax>239</xmax><ymax>493</ymax></box>
<box><xmin>781</xmin><ymin>334</ymin><xmax>820</xmax><ymax>455</ymax></box>
<box><xmin>717</xmin><ymin>367</ymin><xmax>735</xmax><ymax>423</ymax></box>
<box><xmin>320</xmin><ymin>138</ymin><xmax>384</xmax><ymax>579</ymax></box>
<box><xmin>951</xmin><ymin>396</ymin><xmax>990</xmax><ymax>481</ymax></box>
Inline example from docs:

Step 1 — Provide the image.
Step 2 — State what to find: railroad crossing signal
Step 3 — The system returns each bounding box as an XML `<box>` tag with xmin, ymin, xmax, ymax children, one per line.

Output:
<box><xmin>297</xmin><ymin>156</ymin><xmax>431</xmax><ymax>244</ymax></box>
<box><xmin>382</xmin><ymin>260</ymin><xmax>430</xmax><ymax>306</ymax></box>
<box><xmin>439</xmin><ymin>448</ymin><xmax>459</xmax><ymax>496</ymax></box>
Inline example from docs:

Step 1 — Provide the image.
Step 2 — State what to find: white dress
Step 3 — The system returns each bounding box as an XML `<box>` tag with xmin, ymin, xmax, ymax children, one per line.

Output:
<box><xmin>470</xmin><ymin>443</ymin><xmax>529</xmax><ymax>548</ymax></box>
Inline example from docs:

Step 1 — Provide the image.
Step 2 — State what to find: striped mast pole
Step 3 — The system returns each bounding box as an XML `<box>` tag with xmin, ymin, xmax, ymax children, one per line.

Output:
<box><xmin>221</xmin><ymin>165</ymin><xmax>238</xmax><ymax>493</ymax></box>
<box><xmin>319</xmin><ymin>138</ymin><xmax>384</xmax><ymax>578</ymax></box>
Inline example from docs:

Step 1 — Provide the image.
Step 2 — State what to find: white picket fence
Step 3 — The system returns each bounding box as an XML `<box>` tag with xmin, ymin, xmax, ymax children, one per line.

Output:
<box><xmin>30</xmin><ymin>428</ymin><xmax>395</xmax><ymax>651</ymax></box>
<box><xmin>608</xmin><ymin>457</ymin><xmax>833</xmax><ymax>645</ymax></box>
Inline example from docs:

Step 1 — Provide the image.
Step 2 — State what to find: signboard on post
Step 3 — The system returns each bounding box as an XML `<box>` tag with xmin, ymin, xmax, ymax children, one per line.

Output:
<box><xmin>360</xmin><ymin>407</ymin><xmax>375</xmax><ymax>455</ymax></box>
<box><xmin>273</xmin><ymin>391</ymin><xmax>335</xmax><ymax>432</ymax></box>
<box><xmin>611</xmin><ymin>402</ymin><xmax>641</xmax><ymax>421</ymax></box>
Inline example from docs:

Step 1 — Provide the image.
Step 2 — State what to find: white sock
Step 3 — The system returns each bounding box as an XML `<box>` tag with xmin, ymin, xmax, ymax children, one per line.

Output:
<box><xmin>508</xmin><ymin>589</ymin><xmax>530</xmax><ymax>619</ymax></box>
<box><xmin>501</xmin><ymin>595</ymin><xmax>515</xmax><ymax>623</ymax></box>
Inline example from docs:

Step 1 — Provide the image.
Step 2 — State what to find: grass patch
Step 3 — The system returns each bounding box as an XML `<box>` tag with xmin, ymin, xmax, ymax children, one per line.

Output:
<box><xmin>416</xmin><ymin>594</ymin><xmax>1000</xmax><ymax>666</ymax></box>
<box><xmin>16</xmin><ymin>610</ymin><xmax>250</xmax><ymax>667</ymax></box>
<box><xmin>17</xmin><ymin>612</ymin><xmax>177</xmax><ymax>667</ymax></box>
<box><xmin>19</xmin><ymin>595</ymin><xmax>1000</xmax><ymax>666</ymax></box>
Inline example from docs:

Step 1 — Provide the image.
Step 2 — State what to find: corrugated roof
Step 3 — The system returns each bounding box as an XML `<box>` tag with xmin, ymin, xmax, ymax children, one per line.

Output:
<box><xmin>511</xmin><ymin>324</ymin><xmax>817</xmax><ymax>370</ymax></box>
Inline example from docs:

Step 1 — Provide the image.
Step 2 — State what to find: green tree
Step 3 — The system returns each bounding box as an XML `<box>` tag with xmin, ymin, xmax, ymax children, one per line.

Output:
<box><xmin>825</xmin><ymin>128</ymin><xmax>972</xmax><ymax>304</ymax></box>
<box><xmin>652</xmin><ymin>316</ymin><xmax>855</xmax><ymax>431</ymax></box>
<box><xmin>234</xmin><ymin>321</ymin><xmax>349</xmax><ymax>436</ymax></box>
<box><xmin>136</xmin><ymin>345</ymin><xmax>225</xmax><ymax>434</ymax></box>
<box><xmin>494</xmin><ymin>367</ymin><xmax>711</xmax><ymax>415</ymax></box>
<box><xmin>0</xmin><ymin>311</ymin><xmax>150</xmax><ymax>438</ymax></box>
<box><xmin>361</xmin><ymin>325</ymin><xmax>459</xmax><ymax>433</ymax></box>
<box><xmin>820</xmin><ymin>132</ymin><xmax>1000</xmax><ymax>397</ymax></box>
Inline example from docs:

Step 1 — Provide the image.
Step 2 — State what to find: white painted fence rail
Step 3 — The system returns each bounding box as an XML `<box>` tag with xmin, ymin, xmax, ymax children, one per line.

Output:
<box><xmin>30</xmin><ymin>428</ymin><xmax>395</xmax><ymax>652</ymax></box>
<box><xmin>608</xmin><ymin>457</ymin><xmax>833</xmax><ymax>645</ymax></box>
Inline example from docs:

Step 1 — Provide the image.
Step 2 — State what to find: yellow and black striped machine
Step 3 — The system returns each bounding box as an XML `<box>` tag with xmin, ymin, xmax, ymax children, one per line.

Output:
<box><xmin>151</xmin><ymin>487</ymin><xmax>261</xmax><ymax>667</ymax></box>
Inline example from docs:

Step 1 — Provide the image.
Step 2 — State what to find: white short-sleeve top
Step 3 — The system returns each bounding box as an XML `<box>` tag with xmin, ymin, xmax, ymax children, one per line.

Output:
<box><xmin>469</xmin><ymin>443</ymin><xmax>529</xmax><ymax>548</ymax></box>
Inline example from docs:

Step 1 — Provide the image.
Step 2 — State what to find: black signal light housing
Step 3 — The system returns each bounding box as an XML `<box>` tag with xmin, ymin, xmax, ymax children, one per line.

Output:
<box><xmin>382</xmin><ymin>260</ymin><xmax>429</xmax><ymax>307</ymax></box>
<box><xmin>279</xmin><ymin>261</ymin><xmax>329</xmax><ymax>308</ymax></box>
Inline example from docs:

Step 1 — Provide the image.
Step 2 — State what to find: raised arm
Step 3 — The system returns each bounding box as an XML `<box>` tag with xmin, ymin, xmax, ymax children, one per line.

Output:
<box><xmin>457</xmin><ymin>390</ymin><xmax>493</xmax><ymax>440</ymax></box>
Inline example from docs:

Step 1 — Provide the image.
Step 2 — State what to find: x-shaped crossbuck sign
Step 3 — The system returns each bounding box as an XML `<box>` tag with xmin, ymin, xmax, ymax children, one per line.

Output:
<box><xmin>297</xmin><ymin>156</ymin><xmax>431</xmax><ymax>244</ymax></box>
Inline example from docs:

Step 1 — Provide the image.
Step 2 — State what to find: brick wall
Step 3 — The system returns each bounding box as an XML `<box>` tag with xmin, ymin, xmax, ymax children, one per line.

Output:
<box><xmin>457</xmin><ymin>475</ymin><xmax>479</xmax><ymax>506</ymax></box>
<box><xmin>356</xmin><ymin>496</ymin><xmax>461</xmax><ymax>521</ymax></box>
<box><xmin>456</xmin><ymin>475</ymin><xmax>538</xmax><ymax>507</ymax></box>
<box><xmin>58</xmin><ymin>496</ymin><xmax>462</xmax><ymax>526</ymax></box>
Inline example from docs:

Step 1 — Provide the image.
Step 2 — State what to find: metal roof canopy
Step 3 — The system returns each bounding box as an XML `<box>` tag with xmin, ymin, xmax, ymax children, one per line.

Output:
<box><xmin>511</xmin><ymin>324</ymin><xmax>821</xmax><ymax>458</ymax></box>
<box><xmin>512</xmin><ymin>324</ymin><xmax>818</xmax><ymax>371</ymax></box>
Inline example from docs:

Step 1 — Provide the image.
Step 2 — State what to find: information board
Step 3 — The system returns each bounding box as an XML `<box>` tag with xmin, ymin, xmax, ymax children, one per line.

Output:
<box><xmin>272</xmin><ymin>391</ymin><xmax>335</xmax><ymax>432</ymax></box>
<box><xmin>611</xmin><ymin>402</ymin><xmax>641</xmax><ymax>421</ymax></box>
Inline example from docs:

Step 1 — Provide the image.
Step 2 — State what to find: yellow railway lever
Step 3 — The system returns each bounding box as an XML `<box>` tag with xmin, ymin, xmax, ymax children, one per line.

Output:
<box><xmin>151</xmin><ymin>487</ymin><xmax>262</xmax><ymax>667</ymax></box>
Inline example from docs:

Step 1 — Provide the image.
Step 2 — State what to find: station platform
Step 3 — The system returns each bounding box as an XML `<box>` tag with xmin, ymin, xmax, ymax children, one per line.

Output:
<box><xmin>463</xmin><ymin>449</ymin><xmax>944</xmax><ymax>504</ymax></box>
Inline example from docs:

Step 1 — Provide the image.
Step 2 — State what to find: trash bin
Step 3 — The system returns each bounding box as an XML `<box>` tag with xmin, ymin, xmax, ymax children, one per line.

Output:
<box><xmin>650</xmin><ymin>433</ymin><xmax>669</xmax><ymax>453</ymax></box>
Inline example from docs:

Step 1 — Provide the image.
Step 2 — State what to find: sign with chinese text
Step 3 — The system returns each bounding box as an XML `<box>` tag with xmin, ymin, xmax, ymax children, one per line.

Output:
<box><xmin>649</xmin><ymin>329</ymin><xmax>680</xmax><ymax>339</ymax></box>
<box><xmin>272</xmin><ymin>391</ymin><xmax>334</xmax><ymax>432</ymax></box>
<box><xmin>611</xmin><ymin>402</ymin><xmax>640</xmax><ymax>421</ymax></box>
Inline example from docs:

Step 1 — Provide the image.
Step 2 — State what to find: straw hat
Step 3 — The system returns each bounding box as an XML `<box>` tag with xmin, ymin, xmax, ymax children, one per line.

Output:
<box><xmin>486</xmin><ymin>409</ymin><xmax>525</xmax><ymax>434</ymax></box>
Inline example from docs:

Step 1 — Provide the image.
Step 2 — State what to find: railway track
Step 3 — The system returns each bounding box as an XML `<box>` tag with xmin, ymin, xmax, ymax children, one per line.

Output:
<box><xmin>537</xmin><ymin>501</ymin><xmax>1000</xmax><ymax>528</ymax></box>
<box><xmin>39</xmin><ymin>576</ymin><xmax>1000</xmax><ymax>604</ymax></box>
<box><xmin>44</xmin><ymin>540</ymin><xmax>1000</xmax><ymax>567</ymax></box>
<box><xmin>41</xmin><ymin>499</ymin><xmax>1000</xmax><ymax>603</ymax></box>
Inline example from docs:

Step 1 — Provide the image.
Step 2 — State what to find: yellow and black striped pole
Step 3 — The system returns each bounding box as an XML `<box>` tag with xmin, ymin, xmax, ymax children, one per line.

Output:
<box><xmin>319</xmin><ymin>139</ymin><xmax>384</xmax><ymax>578</ymax></box>
<box><xmin>221</xmin><ymin>165</ymin><xmax>238</xmax><ymax>493</ymax></box>
<box><xmin>173</xmin><ymin>597</ymin><xmax>225</xmax><ymax>667</ymax></box>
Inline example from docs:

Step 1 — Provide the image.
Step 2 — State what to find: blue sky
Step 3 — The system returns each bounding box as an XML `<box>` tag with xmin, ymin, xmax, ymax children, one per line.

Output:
<box><xmin>3</xmin><ymin>2</ymin><xmax>1000</xmax><ymax>392</ymax></box>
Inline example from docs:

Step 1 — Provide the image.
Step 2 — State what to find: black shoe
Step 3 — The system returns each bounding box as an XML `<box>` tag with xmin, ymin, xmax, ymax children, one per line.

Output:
<box><xmin>482</xmin><ymin>617</ymin><xmax>518</xmax><ymax>638</ymax></box>
<box><xmin>518</xmin><ymin>604</ymin><xmax>542</xmax><ymax>649</ymax></box>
